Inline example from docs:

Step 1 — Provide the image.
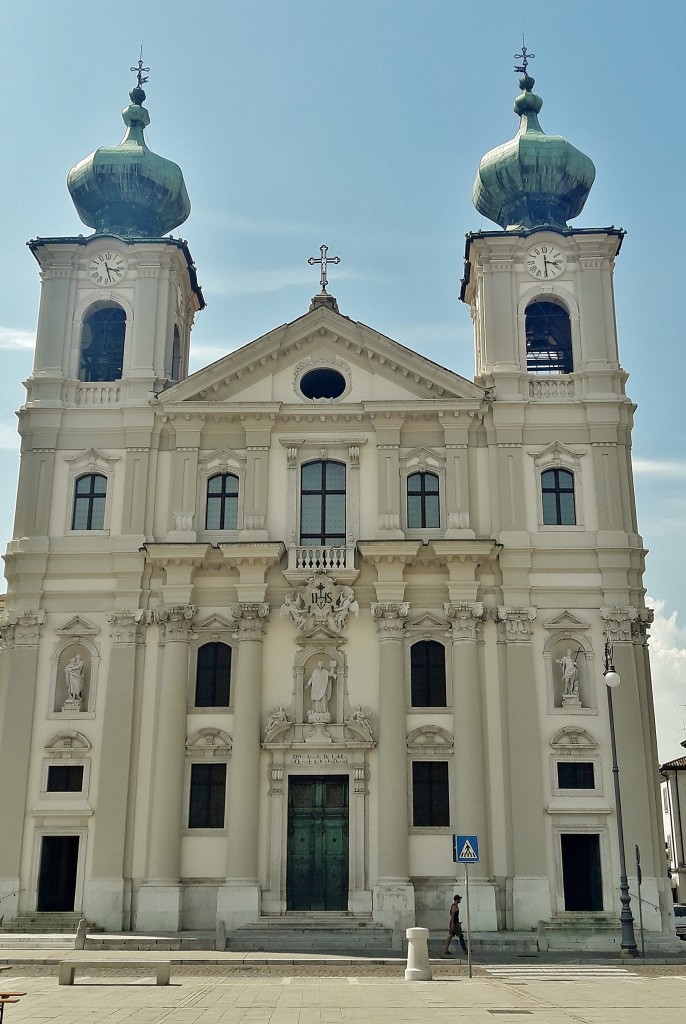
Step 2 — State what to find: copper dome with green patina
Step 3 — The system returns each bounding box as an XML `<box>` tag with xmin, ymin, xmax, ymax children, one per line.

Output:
<box><xmin>67</xmin><ymin>82</ymin><xmax>190</xmax><ymax>238</ymax></box>
<box><xmin>473</xmin><ymin>68</ymin><xmax>596</xmax><ymax>231</ymax></box>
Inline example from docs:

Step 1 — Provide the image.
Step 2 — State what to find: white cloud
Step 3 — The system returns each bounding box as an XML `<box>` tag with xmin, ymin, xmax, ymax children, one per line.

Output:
<box><xmin>0</xmin><ymin>424</ymin><xmax>20</xmax><ymax>450</ymax></box>
<box><xmin>0</xmin><ymin>327</ymin><xmax>35</xmax><ymax>351</ymax></box>
<box><xmin>201</xmin><ymin>266</ymin><xmax>353</xmax><ymax>297</ymax></box>
<box><xmin>633</xmin><ymin>458</ymin><xmax>686</xmax><ymax>478</ymax></box>
<box><xmin>646</xmin><ymin>596</ymin><xmax>686</xmax><ymax>762</ymax></box>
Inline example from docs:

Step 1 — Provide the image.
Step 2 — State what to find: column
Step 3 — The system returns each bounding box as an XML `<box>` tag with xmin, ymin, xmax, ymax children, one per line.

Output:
<box><xmin>84</xmin><ymin>611</ymin><xmax>147</xmax><ymax>930</ymax></box>
<box><xmin>0</xmin><ymin>612</ymin><xmax>43</xmax><ymax>918</ymax></box>
<box><xmin>445</xmin><ymin>602</ymin><xmax>498</xmax><ymax>929</ymax></box>
<box><xmin>217</xmin><ymin>602</ymin><xmax>269</xmax><ymax>929</ymax></box>
<box><xmin>498</xmin><ymin>606</ymin><xmax>551</xmax><ymax>929</ymax></box>
<box><xmin>136</xmin><ymin>605</ymin><xmax>194</xmax><ymax>932</ymax></box>
<box><xmin>371</xmin><ymin>601</ymin><xmax>415</xmax><ymax>930</ymax></box>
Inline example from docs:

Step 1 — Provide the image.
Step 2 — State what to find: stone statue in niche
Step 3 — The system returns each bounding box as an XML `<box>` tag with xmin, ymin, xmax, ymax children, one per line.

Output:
<box><xmin>556</xmin><ymin>647</ymin><xmax>581</xmax><ymax>708</ymax></box>
<box><xmin>306</xmin><ymin>659</ymin><xmax>336</xmax><ymax>720</ymax></box>
<box><xmin>62</xmin><ymin>653</ymin><xmax>86</xmax><ymax>712</ymax></box>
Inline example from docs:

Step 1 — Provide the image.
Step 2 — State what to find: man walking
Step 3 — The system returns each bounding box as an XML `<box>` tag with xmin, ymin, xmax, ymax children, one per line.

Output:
<box><xmin>444</xmin><ymin>893</ymin><xmax>468</xmax><ymax>956</ymax></box>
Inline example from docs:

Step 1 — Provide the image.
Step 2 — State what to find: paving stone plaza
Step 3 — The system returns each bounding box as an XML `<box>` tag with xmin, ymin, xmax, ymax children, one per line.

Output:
<box><xmin>1</xmin><ymin>955</ymin><xmax>686</xmax><ymax>1024</ymax></box>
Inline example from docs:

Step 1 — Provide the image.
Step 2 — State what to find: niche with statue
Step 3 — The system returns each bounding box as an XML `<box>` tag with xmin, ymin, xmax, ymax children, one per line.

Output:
<box><xmin>549</xmin><ymin>638</ymin><xmax>592</xmax><ymax>710</ymax></box>
<box><xmin>53</xmin><ymin>644</ymin><xmax>92</xmax><ymax>713</ymax></box>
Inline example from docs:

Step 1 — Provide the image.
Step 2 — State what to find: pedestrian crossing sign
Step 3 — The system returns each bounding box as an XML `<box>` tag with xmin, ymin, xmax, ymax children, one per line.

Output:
<box><xmin>454</xmin><ymin>834</ymin><xmax>479</xmax><ymax>863</ymax></box>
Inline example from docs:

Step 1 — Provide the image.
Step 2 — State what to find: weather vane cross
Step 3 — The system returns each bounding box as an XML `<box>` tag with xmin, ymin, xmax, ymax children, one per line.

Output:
<box><xmin>130</xmin><ymin>48</ymin><xmax>150</xmax><ymax>89</ymax></box>
<box><xmin>514</xmin><ymin>38</ymin><xmax>535</xmax><ymax>75</ymax></box>
<box><xmin>308</xmin><ymin>244</ymin><xmax>341</xmax><ymax>293</ymax></box>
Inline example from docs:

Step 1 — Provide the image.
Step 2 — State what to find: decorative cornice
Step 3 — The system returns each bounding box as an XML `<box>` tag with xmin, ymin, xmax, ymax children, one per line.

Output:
<box><xmin>371</xmin><ymin>601</ymin><xmax>410</xmax><ymax>639</ymax></box>
<box><xmin>497</xmin><ymin>606</ymin><xmax>536</xmax><ymax>642</ymax></box>
<box><xmin>444</xmin><ymin>602</ymin><xmax>485</xmax><ymax>641</ymax></box>
<box><xmin>231</xmin><ymin>602</ymin><xmax>270</xmax><ymax>641</ymax></box>
<box><xmin>600</xmin><ymin>606</ymin><xmax>638</xmax><ymax>643</ymax></box>
<box><xmin>155</xmin><ymin>605</ymin><xmax>195</xmax><ymax>643</ymax></box>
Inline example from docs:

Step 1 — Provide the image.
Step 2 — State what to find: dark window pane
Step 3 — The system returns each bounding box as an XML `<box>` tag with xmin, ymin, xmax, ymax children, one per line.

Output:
<box><xmin>406</xmin><ymin>472</ymin><xmax>440</xmax><ymax>529</ymax></box>
<box><xmin>424</xmin><ymin>474</ymin><xmax>439</xmax><ymax>493</ymax></box>
<box><xmin>189</xmin><ymin>763</ymin><xmax>226</xmax><ymax>828</ymax></box>
<box><xmin>407</xmin><ymin>495</ymin><xmax>422</xmax><ymax>528</ymax></box>
<box><xmin>525</xmin><ymin>301</ymin><xmax>573</xmax><ymax>374</ymax></box>
<box><xmin>407</xmin><ymin>473</ymin><xmax>422</xmax><ymax>494</ymax></box>
<box><xmin>558</xmin><ymin>493</ymin><xmax>576</xmax><ymax>525</ymax></box>
<box><xmin>301</xmin><ymin>494</ymin><xmax>322</xmax><ymax>534</ymax></box>
<box><xmin>325</xmin><ymin>494</ymin><xmax>346</xmax><ymax>535</ymax></box>
<box><xmin>557</xmin><ymin>761</ymin><xmax>595</xmax><ymax>789</ymax></box>
<box><xmin>72</xmin><ymin>474</ymin><xmax>107</xmax><ymax>530</ymax></box>
<box><xmin>326</xmin><ymin>462</ymin><xmax>346</xmax><ymax>490</ymax></box>
<box><xmin>411</xmin><ymin>641</ymin><xmax>447</xmax><ymax>707</ymax></box>
<box><xmin>424</xmin><ymin>494</ymin><xmax>440</xmax><ymax>528</ymax></box>
<box><xmin>542</xmin><ymin>468</ymin><xmax>576</xmax><ymax>526</ymax></box>
<box><xmin>412</xmin><ymin>761</ymin><xmax>450</xmax><ymax>827</ymax></box>
<box><xmin>205</xmin><ymin>474</ymin><xmax>239</xmax><ymax>530</ymax></box>
<box><xmin>195</xmin><ymin>643</ymin><xmax>231</xmax><ymax>707</ymax></box>
<box><xmin>542</xmin><ymin>492</ymin><xmax>557</xmax><ymax>525</ymax></box>
<box><xmin>46</xmin><ymin>765</ymin><xmax>84</xmax><ymax>792</ymax></box>
<box><xmin>79</xmin><ymin>305</ymin><xmax>126</xmax><ymax>382</ymax></box>
<box><xmin>301</xmin><ymin>462</ymin><xmax>322</xmax><ymax>489</ymax></box>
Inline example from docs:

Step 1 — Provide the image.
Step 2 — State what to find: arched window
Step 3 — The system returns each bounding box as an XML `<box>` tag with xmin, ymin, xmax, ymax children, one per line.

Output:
<box><xmin>410</xmin><ymin>640</ymin><xmax>447</xmax><ymax>707</ymax></box>
<box><xmin>79</xmin><ymin>304</ymin><xmax>126</xmax><ymax>382</ymax></box>
<box><xmin>407</xmin><ymin>471</ymin><xmax>440</xmax><ymax>529</ymax></box>
<box><xmin>206</xmin><ymin>473</ymin><xmax>239</xmax><ymax>530</ymax></box>
<box><xmin>195</xmin><ymin>642</ymin><xmax>231</xmax><ymax>707</ymax></box>
<box><xmin>541</xmin><ymin>468</ymin><xmax>576</xmax><ymax>525</ymax></box>
<box><xmin>72</xmin><ymin>473</ymin><xmax>107</xmax><ymax>530</ymax></box>
<box><xmin>171</xmin><ymin>326</ymin><xmax>182</xmax><ymax>382</ymax></box>
<box><xmin>300</xmin><ymin>460</ymin><xmax>346</xmax><ymax>546</ymax></box>
<box><xmin>525</xmin><ymin>300</ymin><xmax>573</xmax><ymax>374</ymax></box>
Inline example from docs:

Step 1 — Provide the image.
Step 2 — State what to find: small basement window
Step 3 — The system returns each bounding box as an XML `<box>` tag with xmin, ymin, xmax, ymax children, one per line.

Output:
<box><xmin>300</xmin><ymin>367</ymin><xmax>346</xmax><ymax>400</ymax></box>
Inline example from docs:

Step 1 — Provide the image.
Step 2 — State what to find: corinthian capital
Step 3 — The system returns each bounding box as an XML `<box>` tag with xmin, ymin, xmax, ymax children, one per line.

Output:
<box><xmin>444</xmin><ymin>602</ymin><xmax>484</xmax><ymax>641</ymax></box>
<box><xmin>231</xmin><ymin>602</ymin><xmax>270</xmax><ymax>641</ymax></box>
<box><xmin>600</xmin><ymin>606</ymin><xmax>638</xmax><ymax>643</ymax></box>
<box><xmin>108</xmin><ymin>610</ymin><xmax>149</xmax><ymax>645</ymax></box>
<box><xmin>12</xmin><ymin>610</ymin><xmax>45</xmax><ymax>647</ymax></box>
<box><xmin>371</xmin><ymin>601</ymin><xmax>410</xmax><ymax>639</ymax></box>
<box><xmin>497</xmin><ymin>606</ymin><xmax>536</xmax><ymax>642</ymax></box>
<box><xmin>155</xmin><ymin>605</ymin><xmax>195</xmax><ymax>643</ymax></box>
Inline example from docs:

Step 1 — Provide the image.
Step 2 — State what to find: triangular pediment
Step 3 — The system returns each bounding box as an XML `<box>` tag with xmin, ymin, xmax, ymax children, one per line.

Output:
<box><xmin>160</xmin><ymin>305</ymin><xmax>483</xmax><ymax>407</ymax></box>
<box><xmin>195</xmin><ymin>613</ymin><xmax>236</xmax><ymax>633</ymax></box>
<box><xmin>543</xmin><ymin>610</ymin><xmax>590</xmax><ymax>632</ymax></box>
<box><xmin>55</xmin><ymin>615</ymin><xmax>100</xmax><ymax>637</ymax></box>
<box><xmin>405</xmin><ymin>611</ymin><xmax>448</xmax><ymax>632</ymax></box>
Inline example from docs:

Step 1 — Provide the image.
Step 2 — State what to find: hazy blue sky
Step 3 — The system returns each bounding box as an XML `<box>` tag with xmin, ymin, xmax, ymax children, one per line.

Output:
<box><xmin>2</xmin><ymin>2</ymin><xmax>685</xmax><ymax>758</ymax></box>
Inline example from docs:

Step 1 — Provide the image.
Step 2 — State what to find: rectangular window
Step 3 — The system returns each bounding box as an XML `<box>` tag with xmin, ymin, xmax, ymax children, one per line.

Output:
<box><xmin>560</xmin><ymin>833</ymin><xmax>602</xmax><ymax>911</ymax></box>
<box><xmin>410</xmin><ymin>641</ymin><xmax>447</xmax><ymax>707</ymax></box>
<box><xmin>46</xmin><ymin>765</ymin><xmax>84</xmax><ymax>793</ymax></box>
<box><xmin>188</xmin><ymin>763</ymin><xmax>226</xmax><ymax>828</ymax></box>
<box><xmin>557</xmin><ymin>761</ymin><xmax>595</xmax><ymax>789</ymax></box>
<box><xmin>412</xmin><ymin>761</ymin><xmax>450</xmax><ymax>827</ymax></box>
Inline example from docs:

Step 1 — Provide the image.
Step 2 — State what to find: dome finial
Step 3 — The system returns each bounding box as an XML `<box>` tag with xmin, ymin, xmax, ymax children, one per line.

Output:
<box><xmin>514</xmin><ymin>37</ymin><xmax>536</xmax><ymax>93</ymax></box>
<box><xmin>129</xmin><ymin>48</ymin><xmax>150</xmax><ymax>106</ymax></box>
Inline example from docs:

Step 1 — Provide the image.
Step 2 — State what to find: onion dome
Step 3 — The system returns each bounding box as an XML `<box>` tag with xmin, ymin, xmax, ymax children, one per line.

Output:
<box><xmin>473</xmin><ymin>48</ymin><xmax>595</xmax><ymax>231</ymax></box>
<box><xmin>67</xmin><ymin>62</ymin><xmax>190</xmax><ymax>238</ymax></box>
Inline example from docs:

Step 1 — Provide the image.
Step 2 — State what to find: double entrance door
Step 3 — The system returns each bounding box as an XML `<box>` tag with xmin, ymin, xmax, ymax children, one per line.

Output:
<box><xmin>286</xmin><ymin>775</ymin><xmax>349</xmax><ymax>911</ymax></box>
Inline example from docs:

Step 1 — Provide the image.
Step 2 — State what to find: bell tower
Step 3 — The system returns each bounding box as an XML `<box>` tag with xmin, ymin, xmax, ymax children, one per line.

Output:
<box><xmin>26</xmin><ymin>61</ymin><xmax>204</xmax><ymax>408</ymax></box>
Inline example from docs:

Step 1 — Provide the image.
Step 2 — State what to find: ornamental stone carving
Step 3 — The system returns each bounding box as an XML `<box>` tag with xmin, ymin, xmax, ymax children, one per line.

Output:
<box><xmin>155</xmin><ymin>605</ymin><xmax>195</xmax><ymax>643</ymax></box>
<box><xmin>632</xmin><ymin>608</ymin><xmax>654</xmax><ymax>644</ymax></box>
<box><xmin>281</xmin><ymin>574</ymin><xmax>359</xmax><ymax>635</ymax></box>
<box><xmin>444</xmin><ymin>602</ymin><xmax>484</xmax><ymax>641</ymax></box>
<box><xmin>231</xmin><ymin>602</ymin><xmax>270</xmax><ymax>641</ymax></box>
<box><xmin>0</xmin><ymin>621</ymin><xmax>15</xmax><ymax>651</ymax></box>
<box><xmin>497</xmin><ymin>606</ymin><xmax>536</xmax><ymax>642</ymax></box>
<box><xmin>10</xmin><ymin>610</ymin><xmax>45</xmax><ymax>647</ymax></box>
<box><xmin>371</xmin><ymin>602</ymin><xmax>410</xmax><ymax>639</ymax></box>
<box><xmin>108</xmin><ymin>610</ymin><xmax>149</xmax><ymax>644</ymax></box>
<box><xmin>600</xmin><ymin>606</ymin><xmax>638</xmax><ymax>643</ymax></box>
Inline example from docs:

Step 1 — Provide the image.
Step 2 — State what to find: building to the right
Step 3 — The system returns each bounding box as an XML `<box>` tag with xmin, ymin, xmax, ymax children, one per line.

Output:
<box><xmin>660</xmin><ymin>743</ymin><xmax>686</xmax><ymax>910</ymax></box>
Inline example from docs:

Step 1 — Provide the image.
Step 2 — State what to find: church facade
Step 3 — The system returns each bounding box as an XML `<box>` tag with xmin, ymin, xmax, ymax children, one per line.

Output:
<box><xmin>0</xmin><ymin>59</ymin><xmax>674</xmax><ymax>942</ymax></box>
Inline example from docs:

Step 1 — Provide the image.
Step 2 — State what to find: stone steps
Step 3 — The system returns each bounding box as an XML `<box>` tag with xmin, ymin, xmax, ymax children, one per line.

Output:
<box><xmin>226</xmin><ymin>915</ymin><xmax>395</xmax><ymax>953</ymax></box>
<box><xmin>0</xmin><ymin>913</ymin><xmax>94</xmax><ymax>934</ymax></box>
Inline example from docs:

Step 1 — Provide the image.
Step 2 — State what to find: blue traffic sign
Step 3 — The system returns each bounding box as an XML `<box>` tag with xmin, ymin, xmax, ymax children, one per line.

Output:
<box><xmin>454</xmin><ymin>834</ymin><xmax>479</xmax><ymax>863</ymax></box>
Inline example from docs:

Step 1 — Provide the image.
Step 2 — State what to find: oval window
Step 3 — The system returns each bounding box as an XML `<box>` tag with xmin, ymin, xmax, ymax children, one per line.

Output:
<box><xmin>300</xmin><ymin>367</ymin><xmax>346</xmax><ymax>400</ymax></box>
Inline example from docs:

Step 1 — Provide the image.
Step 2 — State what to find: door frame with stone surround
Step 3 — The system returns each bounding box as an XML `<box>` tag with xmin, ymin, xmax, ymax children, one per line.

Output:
<box><xmin>262</xmin><ymin>749</ymin><xmax>371</xmax><ymax>916</ymax></box>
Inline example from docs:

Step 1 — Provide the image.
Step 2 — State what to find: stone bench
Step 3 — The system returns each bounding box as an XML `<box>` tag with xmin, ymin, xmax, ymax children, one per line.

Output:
<box><xmin>57</xmin><ymin>960</ymin><xmax>171</xmax><ymax>986</ymax></box>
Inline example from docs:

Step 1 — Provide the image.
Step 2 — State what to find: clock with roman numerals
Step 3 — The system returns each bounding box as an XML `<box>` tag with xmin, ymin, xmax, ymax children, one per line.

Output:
<box><xmin>88</xmin><ymin>251</ymin><xmax>128</xmax><ymax>286</ymax></box>
<box><xmin>525</xmin><ymin>243</ymin><xmax>567</xmax><ymax>280</ymax></box>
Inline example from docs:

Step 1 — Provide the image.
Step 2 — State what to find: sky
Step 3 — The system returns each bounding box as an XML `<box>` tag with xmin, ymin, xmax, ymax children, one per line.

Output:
<box><xmin>1</xmin><ymin>1</ymin><xmax>685</xmax><ymax>760</ymax></box>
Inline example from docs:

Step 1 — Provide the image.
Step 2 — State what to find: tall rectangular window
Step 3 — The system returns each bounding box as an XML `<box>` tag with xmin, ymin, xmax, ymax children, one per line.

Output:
<box><xmin>195</xmin><ymin>642</ymin><xmax>231</xmax><ymax>707</ymax></box>
<box><xmin>541</xmin><ymin>468</ymin><xmax>576</xmax><ymax>525</ymax></box>
<box><xmin>188</xmin><ymin>763</ymin><xmax>226</xmax><ymax>828</ymax></box>
<box><xmin>412</xmin><ymin>761</ymin><xmax>450</xmax><ymax>827</ymax></box>
<box><xmin>300</xmin><ymin>460</ymin><xmax>346</xmax><ymax>546</ymax></box>
<box><xmin>410</xmin><ymin>641</ymin><xmax>447</xmax><ymax>707</ymax></box>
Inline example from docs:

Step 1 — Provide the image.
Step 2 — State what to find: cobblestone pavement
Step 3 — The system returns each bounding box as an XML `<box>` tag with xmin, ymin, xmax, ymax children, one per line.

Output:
<box><xmin>0</xmin><ymin>963</ymin><xmax>685</xmax><ymax>1024</ymax></box>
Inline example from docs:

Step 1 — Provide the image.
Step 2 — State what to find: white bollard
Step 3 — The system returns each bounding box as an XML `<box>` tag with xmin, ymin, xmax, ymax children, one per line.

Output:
<box><xmin>404</xmin><ymin>926</ymin><xmax>432</xmax><ymax>982</ymax></box>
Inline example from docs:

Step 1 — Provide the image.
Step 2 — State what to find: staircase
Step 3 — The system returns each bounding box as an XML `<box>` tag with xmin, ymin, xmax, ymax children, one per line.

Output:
<box><xmin>226</xmin><ymin>914</ymin><xmax>398</xmax><ymax>955</ymax></box>
<box><xmin>0</xmin><ymin>912</ymin><xmax>90</xmax><ymax>933</ymax></box>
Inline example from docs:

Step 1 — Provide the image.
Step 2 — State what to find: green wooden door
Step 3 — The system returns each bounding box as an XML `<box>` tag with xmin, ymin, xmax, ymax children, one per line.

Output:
<box><xmin>287</xmin><ymin>775</ymin><xmax>349</xmax><ymax>911</ymax></box>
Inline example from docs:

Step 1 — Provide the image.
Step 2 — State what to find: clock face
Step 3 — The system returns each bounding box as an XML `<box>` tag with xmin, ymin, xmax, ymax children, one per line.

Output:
<box><xmin>525</xmin><ymin>244</ymin><xmax>567</xmax><ymax>280</ymax></box>
<box><xmin>88</xmin><ymin>251</ymin><xmax>128</xmax><ymax>286</ymax></box>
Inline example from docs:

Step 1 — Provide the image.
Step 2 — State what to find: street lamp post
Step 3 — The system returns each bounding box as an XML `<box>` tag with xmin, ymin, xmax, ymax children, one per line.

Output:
<box><xmin>603</xmin><ymin>638</ymin><xmax>638</xmax><ymax>957</ymax></box>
